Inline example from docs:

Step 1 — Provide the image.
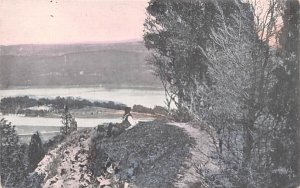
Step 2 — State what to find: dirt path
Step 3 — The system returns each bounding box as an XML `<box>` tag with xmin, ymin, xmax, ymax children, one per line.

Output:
<box><xmin>32</xmin><ymin>122</ymin><xmax>219</xmax><ymax>188</ymax></box>
<box><xmin>170</xmin><ymin>122</ymin><xmax>219</xmax><ymax>188</ymax></box>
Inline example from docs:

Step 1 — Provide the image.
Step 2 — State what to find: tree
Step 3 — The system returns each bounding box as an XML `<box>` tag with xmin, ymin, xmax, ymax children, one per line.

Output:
<box><xmin>144</xmin><ymin>0</ymin><xmax>215</xmax><ymax>121</ymax></box>
<box><xmin>0</xmin><ymin>118</ymin><xmax>27</xmax><ymax>187</ymax></box>
<box><xmin>60</xmin><ymin>105</ymin><xmax>77</xmax><ymax>135</ymax></box>
<box><xmin>183</xmin><ymin>1</ymin><xmax>282</xmax><ymax>186</ymax></box>
<box><xmin>269</xmin><ymin>0</ymin><xmax>300</xmax><ymax>186</ymax></box>
<box><xmin>144</xmin><ymin>0</ymin><xmax>289</xmax><ymax>187</ymax></box>
<box><xmin>28</xmin><ymin>132</ymin><xmax>45</xmax><ymax>172</ymax></box>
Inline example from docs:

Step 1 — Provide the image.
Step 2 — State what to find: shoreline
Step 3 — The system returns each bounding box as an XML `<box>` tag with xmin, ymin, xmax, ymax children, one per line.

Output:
<box><xmin>0</xmin><ymin>84</ymin><xmax>164</xmax><ymax>91</ymax></box>
<box><xmin>2</xmin><ymin>106</ymin><xmax>157</xmax><ymax>119</ymax></box>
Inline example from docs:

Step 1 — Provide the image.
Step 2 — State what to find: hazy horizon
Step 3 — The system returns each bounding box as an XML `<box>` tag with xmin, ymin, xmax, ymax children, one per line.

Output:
<box><xmin>0</xmin><ymin>38</ymin><xmax>143</xmax><ymax>46</ymax></box>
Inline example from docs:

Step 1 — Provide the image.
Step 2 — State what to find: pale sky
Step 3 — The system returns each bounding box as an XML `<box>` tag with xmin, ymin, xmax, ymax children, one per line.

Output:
<box><xmin>0</xmin><ymin>0</ymin><xmax>149</xmax><ymax>45</ymax></box>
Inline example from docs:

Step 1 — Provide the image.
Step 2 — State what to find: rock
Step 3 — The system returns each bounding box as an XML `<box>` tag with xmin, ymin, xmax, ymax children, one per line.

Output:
<box><xmin>49</xmin><ymin>180</ymin><xmax>57</xmax><ymax>185</ymax></box>
<box><xmin>61</xmin><ymin>168</ymin><xmax>67</xmax><ymax>176</ymax></box>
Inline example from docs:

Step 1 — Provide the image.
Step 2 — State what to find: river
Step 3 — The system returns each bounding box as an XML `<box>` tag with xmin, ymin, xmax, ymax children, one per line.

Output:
<box><xmin>0</xmin><ymin>86</ymin><xmax>165</xmax><ymax>108</ymax></box>
<box><xmin>0</xmin><ymin>86</ymin><xmax>164</xmax><ymax>141</ymax></box>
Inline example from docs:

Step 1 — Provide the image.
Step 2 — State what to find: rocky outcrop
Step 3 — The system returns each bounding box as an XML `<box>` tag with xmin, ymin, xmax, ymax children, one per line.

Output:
<box><xmin>21</xmin><ymin>129</ymin><xmax>92</xmax><ymax>188</ymax></box>
<box><xmin>21</xmin><ymin>120</ymin><xmax>217</xmax><ymax>188</ymax></box>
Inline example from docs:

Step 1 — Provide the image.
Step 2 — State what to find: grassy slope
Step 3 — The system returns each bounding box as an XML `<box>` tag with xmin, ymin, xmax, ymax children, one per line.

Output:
<box><xmin>90</xmin><ymin>120</ymin><xmax>195</xmax><ymax>187</ymax></box>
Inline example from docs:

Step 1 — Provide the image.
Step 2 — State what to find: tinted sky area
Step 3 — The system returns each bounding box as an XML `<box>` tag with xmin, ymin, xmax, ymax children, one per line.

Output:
<box><xmin>0</xmin><ymin>0</ymin><xmax>289</xmax><ymax>45</ymax></box>
<box><xmin>0</xmin><ymin>0</ymin><xmax>148</xmax><ymax>45</ymax></box>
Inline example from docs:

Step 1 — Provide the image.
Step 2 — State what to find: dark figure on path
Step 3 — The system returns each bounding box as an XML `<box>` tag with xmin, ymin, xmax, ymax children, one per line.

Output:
<box><xmin>122</xmin><ymin>107</ymin><xmax>133</xmax><ymax>125</ymax></box>
<box><xmin>107</xmin><ymin>107</ymin><xmax>137</xmax><ymax>137</ymax></box>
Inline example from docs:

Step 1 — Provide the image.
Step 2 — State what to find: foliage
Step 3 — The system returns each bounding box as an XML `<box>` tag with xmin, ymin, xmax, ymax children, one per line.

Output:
<box><xmin>144</xmin><ymin>0</ymin><xmax>214</xmax><ymax>121</ymax></box>
<box><xmin>28</xmin><ymin>132</ymin><xmax>45</xmax><ymax>172</ymax></box>
<box><xmin>60</xmin><ymin>106</ymin><xmax>77</xmax><ymax>135</ymax></box>
<box><xmin>0</xmin><ymin>118</ymin><xmax>27</xmax><ymax>187</ymax></box>
<box><xmin>152</xmin><ymin>105</ymin><xmax>169</xmax><ymax>116</ymax></box>
<box><xmin>132</xmin><ymin>104</ymin><xmax>154</xmax><ymax>114</ymax></box>
<box><xmin>144</xmin><ymin>0</ymin><xmax>299</xmax><ymax>187</ymax></box>
<box><xmin>0</xmin><ymin>96</ymin><xmax>126</xmax><ymax>116</ymax></box>
<box><xmin>268</xmin><ymin>0</ymin><xmax>300</xmax><ymax>186</ymax></box>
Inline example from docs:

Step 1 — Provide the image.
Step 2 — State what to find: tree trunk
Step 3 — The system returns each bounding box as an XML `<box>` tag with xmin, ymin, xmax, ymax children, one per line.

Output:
<box><xmin>297</xmin><ymin>12</ymin><xmax>300</xmax><ymax>186</ymax></box>
<box><xmin>240</xmin><ymin>109</ymin><xmax>256</xmax><ymax>187</ymax></box>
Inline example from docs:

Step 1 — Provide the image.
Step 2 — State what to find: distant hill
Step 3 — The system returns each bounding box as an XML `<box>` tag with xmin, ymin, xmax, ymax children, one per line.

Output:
<box><xmin>0</xmin><ymin>42</ymin><xmax>161</xmax><ymax>88</ymax></box>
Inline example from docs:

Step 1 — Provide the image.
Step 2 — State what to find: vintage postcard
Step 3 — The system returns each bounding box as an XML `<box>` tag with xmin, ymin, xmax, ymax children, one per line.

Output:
<box><xmin>0</xmin><ymin>0</ymin><xmax>299</xmax><ymax>187</ymax></box>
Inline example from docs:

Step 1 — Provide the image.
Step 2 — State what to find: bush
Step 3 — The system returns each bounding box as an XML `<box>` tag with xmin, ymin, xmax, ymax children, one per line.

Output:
<box><xmin>0</xmin><ymin>118</ymin><xmax>27</xmax><ymax>187</ymax></box>
<box><xmin>132</xmin><ymin>105</ymin><xmax>153</xmax><ymax>114</ymax></box>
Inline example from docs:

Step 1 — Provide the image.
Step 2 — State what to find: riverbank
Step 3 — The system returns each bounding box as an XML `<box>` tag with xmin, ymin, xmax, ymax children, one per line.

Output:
<box><xmin>0</xmin><ymin>87</ymin><xmax>165</xmax><ymax>108</ymax></box>
<box><xmin>3</xmin><ymin>106</ymin><xmax>156</xmax><ymax>119</ymax></box>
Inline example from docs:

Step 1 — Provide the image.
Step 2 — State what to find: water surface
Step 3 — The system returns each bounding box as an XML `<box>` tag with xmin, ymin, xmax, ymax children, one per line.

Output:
<box><xmin>0</xmin><ymin>87</ymin><xmax>165</xmax><ymax>108</ymax></box>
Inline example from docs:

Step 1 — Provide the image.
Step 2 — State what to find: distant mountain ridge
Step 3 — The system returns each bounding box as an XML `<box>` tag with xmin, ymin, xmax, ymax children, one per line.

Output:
<box><xmin>0</xmin><ymin>41</ymin><xmax>147</xmax><ymax>56</ymax></box>
<box><xmin>0</xmin><ymin>42</ymin><xmax>161</xmax><ymax>88</ymax></box>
